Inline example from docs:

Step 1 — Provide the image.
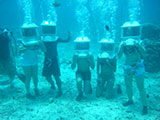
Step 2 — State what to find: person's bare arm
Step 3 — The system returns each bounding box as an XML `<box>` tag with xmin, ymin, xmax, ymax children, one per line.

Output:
<box><xmin>89</xmin><ymin>55</ymin><xmax>95</xmax><ymax>69</ymax></box>
<box><xmin>97</xmin><ymin>57</ymin><xmax>100</xmax><ymax>74</ymax></box>
<box><xmin>22</xmin><ymin>41</ymin><xmax>39</xmax><ymax>47</ymax></box>
<box><xmin>117</xmin><ymin>41</ymin><xmax>125</xmax><ymax>58</ymax></box>
<box><xmin>19</xmin><ymin>43</ymin><xmax>27</xmax><ymax>54</ymax></box>
<box><xmin>71</xmin><ymin>54</ymin><xmax>78</xmax><ymax>70</ymax></box>
<box><xmin>39</xmin><ymin>40</ymin><xmax>46</xmax><ymax>52</ymax></box>
<box><xmin>57</xmin><ymin>32</ymin><xmax>71</xmax><ymax>43</ymax></box>
<box><xmin>135</xmin><ymin>41</ymin><xmax>146</xmax><ymax>58</ymax></box>
<box><xmin>112</xmin><ymin>56</ymin><xmax>117</xmax><ymax>72</ymax></box>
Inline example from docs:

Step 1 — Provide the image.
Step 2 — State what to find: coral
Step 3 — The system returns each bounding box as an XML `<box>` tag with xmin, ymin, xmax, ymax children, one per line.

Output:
<box><xmin>142</xmin><ymin>24</ymin><xmax>160</xmax><ymax>72</ymax></box>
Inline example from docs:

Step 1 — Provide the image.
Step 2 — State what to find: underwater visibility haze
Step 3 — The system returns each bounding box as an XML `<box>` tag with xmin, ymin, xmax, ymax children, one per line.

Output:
<box><xmin>0</xmin><ymin>0</ymin><xmax>160</xmax><ymax>120</ymax></box>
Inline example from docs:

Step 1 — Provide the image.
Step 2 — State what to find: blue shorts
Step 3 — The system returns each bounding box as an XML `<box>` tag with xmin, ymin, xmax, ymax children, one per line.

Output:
<box><xmin>123</xmin><ymin>60</ymin><xmax>145</xmax><ymax>76</ymax></box>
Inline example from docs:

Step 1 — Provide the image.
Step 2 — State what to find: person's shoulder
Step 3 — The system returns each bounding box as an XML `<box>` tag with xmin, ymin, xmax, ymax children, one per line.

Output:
<box><xmin>88</xmin><ymin>52</ymin><xmax>94</xmax><ymax>58</ymax></box>
<box><xmin>57</xmin><ymin>37</ymin><xmax>62</xmax><ymax>42</ymax></box>
<box><xmin>73</xmin><ymin>53</ymin><xmax>78</xmax><ymax>56</ymax></box>
<box><xmin>139</xmin><ymin>40</ymin><xmax>144</xmax><ymax>46</ymax></box>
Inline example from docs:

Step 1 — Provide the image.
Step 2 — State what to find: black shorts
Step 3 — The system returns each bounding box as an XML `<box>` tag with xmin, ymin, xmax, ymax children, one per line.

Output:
<box><xmin>42</xmin><ymin>57</ymin><xmax>61</xmax><ymax>77</ymax></box>
<box><xmin>76</xmin><ymin>71</ymin><xmax>91</xmax><ymax>81</ymax></box>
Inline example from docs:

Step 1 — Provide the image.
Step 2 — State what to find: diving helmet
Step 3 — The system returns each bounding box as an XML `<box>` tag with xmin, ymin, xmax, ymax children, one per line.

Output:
<box><xmin>21</xmin><ymin>23</ymin><xmax>38</xmax><ymax>38</ymax></box>
<box><xmin>41</xmin><ymin>20</ymin><xmax>56</xmax><ymax>35</ymax></box>
<box><xmin>121</xmin><ymin>21</ymin><xmax>141</xmax><ymax>40</ymax></box>
<box><xmin>74</xmin><ymin>31</ymin><xmax>90</xmax><ymax>57</ymax></box>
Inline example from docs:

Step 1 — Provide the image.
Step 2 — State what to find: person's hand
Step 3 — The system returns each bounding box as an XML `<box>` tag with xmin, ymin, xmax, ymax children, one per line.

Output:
<box><xmin>105</xmin><ymin>58</ymin><xmax>112</xmax><ymax>66</ymax></box>
<box><xmin>19</xmin><ymin>45</ymin><xmax>27</xmax><ymax>53</ymax></box>
<box><xmin>134</xmin><ymin>40</ymin><xmax>139</xmax><ymax>47</ymax></box>
<box><xmin>120</xmin><ymin>41</ymin><xmax>126</xmax><ymax>47</ymax></box>
<box><xmin>119</xmin><ymin>41</ymin><xmax>126</xmax><ymax>51</ymax></box>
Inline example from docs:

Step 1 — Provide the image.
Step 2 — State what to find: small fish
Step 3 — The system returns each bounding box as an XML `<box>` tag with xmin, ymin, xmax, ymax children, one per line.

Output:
<box><xmin>105</xmin><ymin>25</ymin><xmax>110</xmax><ymax>31</ymax></box>
<box><xmin>52</xmin><ymin>1</ymin><xmax>61</xmax><ymax>7</ymax></box>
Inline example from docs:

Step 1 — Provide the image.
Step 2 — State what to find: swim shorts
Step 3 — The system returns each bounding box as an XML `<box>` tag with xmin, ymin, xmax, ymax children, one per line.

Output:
<box><xmin>42</xmin><ymin>57</ymin><xmax>61</xmax><ymax>77</ymax></box>
<box><xmin>76</xmin><ymin>71</ymin><xmax>91</xmax><ymax>81</ymax></box>
<box><xmin>123</xmin><ymin>60</ymin><xmax>145</xmax><ymax>76</ymax></box>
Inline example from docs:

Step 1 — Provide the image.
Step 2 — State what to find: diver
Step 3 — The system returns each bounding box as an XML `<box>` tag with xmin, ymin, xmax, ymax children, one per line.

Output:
<box><xmin>71</xmin><ymin>33</ymin><xmax>95</xmax><ymax>101</ymax></box>
<box><xmin>96</xmin><ymin>40</ymin><xmax>120</xmax><ymax>99</ymax></box>
<box><xmin>41</xmin><ymin>20</ymin><xmax>71</xmax><ymax>98</ymax></box>
<box><xmin>118</xmin><ymin>38</ymin><xmax>148</xmax><ymax>115</ymax></box>
<box><xmin>19</xmin><ymin>24</ymin><xmax>46</xmax><ymax>99</ymax></box>
<box><xmin>0</xmin><ymin>28</ymin><xmax>16</xmax><ymax>86</ymax></box>
<box><xmin>0</xmin><ymin>28</ymin><xmax>27</xmax><ymax>87</ymax></box>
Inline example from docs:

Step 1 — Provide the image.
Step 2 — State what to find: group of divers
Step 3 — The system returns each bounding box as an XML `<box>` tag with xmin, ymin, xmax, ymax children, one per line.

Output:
<box><xmin>0</xmin><ymin>21</ymin><xmax>148</xmax><ymax>115</ymax></box>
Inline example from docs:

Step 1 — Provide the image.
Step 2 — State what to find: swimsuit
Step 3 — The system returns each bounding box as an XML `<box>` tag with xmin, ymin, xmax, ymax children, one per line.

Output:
<box><xmin>20</xmin><ymin>49</ymin><xmax>38</xmax><ymax>66</ymax></box>
<box><xmin>76</xmin><ymin>70</ymin><xmax>91</xmax><ymax>81</ymax></box>
<box><xmin>123</xmin><ymin>60</ymin><xmax>145</xmax><ymax>76</ymax></box>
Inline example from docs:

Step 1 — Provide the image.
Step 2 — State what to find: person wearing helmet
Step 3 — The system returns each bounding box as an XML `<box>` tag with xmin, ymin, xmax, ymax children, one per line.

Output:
<box><xmin>96</xmin><ymin>39</ymin><xmax>118</xmax><ymax>99</ymax></box>
<box><xmin>71</xmin><ymin>34</ymin><xmax>95</xmax><ymax>101</ymax></box>
<box><xmin>118</xmin><ymin>38</ymin><xmax>148</xmax><ymax>115</ymax></box>
<box><xmin>19</xmin><ymin>24</ymin><xmax>46</xmax><ymax>99</ymax></box>
<box><xmin>0</xmin><ymin>29</ymin><xmax>16</xmax><ymax>86</ymax></box>
<box><xmin>41</xmin><ymin>21</ymin><xmax>71</xmax><ymax>98</ymax></box>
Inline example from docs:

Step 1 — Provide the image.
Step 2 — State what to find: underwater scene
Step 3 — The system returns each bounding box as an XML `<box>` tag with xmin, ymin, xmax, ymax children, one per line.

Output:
<box><xmin>0</xmin><ymin>0</ymin><xmax>160</xmax><ymax>119</ymax></box>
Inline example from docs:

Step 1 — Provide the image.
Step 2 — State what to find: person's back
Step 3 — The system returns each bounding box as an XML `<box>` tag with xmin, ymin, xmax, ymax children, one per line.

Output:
<box><xmin>98</xmin><ymin>52</ymin><xmax>116</xmax><ymax>76</ymax></box>
<box><xmin>42</xmin><ymin>33</ymin><xmax>71</xmax><ymax>98</ymax></box>
<box><xmin>43</xmin><ymin>40</ymin><xmax>58</xmax><ymax>58</ymax></box>
<box><xmin>76</xmin><ymin>54</ymin><xmax>94</xmax><ymax>72</ymax></box>
<box><xmin>96</xmin><ymin>51</ymin><xmax>117</xmax><ymax>98</ymax></box>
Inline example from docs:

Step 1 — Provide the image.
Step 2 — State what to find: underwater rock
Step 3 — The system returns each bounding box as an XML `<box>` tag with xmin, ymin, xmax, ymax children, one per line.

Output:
<box><xmin>142</xmin><ymin>23</ymin><xmax>160</xmax><ymax>41</ymax></box>
<box><xmin>141</xmin><ymin>24</ymin><xmax>160</xmax><ymax>73</ymax></box>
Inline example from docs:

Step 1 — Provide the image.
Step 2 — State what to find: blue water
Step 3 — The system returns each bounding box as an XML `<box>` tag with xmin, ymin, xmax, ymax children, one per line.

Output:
<box><xmin>0</xmin><ymin>0</ymin><xmax>160</xmax><ymax>39</ymax></box>
<box><xmin>0</xmin><ymin>0</ymin><xmax>160</xmax><ymax>119</ymax></box>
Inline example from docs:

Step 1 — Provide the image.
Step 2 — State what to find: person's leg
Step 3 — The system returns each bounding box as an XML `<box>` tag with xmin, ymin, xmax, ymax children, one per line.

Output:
<box><xmin>135</xmin><ymin>75</ymin><xmax>148</xmax><ymax>115</ymax></box>
<box><xmin>84</xmin><ymin>80</ymin><xmax>92</xmax><ymax>94</ymax></box>
<box><xmin>46</xmin><ymin>77</ymin><xmax>56</xmax><ymax>89</ymax></box>
<box><xmin>105</xmin><ymin>76</ymin><xmax>115</xmax><ymax>99</ymax></box>
<box><xmin>54</xmin><ymin>75</ymin><xmax>62</xmax><ymax>98</ymax></box>
<box><xmin>31</xmin><ymin>65</ymin><xmax>39</xmax><ymax>96</ymax></box>
<box><xmin>123</xmin><ymin>75</ymin><xmax>134</xmax><ymax>106</ymax></box>
<box><xmin>23</xmin><ymin>66</ymin><xmax>34</xmax><ymax>98</ymax></box>
<box><xmin>52</xmin><ymin>57</ymin><xmax>61</xmax><ymax>94</ymax></box>
<box><xmin>84</xmin><ymin>71</ymin><xmax>92</xmax><ymax>94</ymax></box>
<box><xmin>42</xmin><ymin>57</ymin><xmax>55</xmax><ymax>89</ymax></box>
<box><xmin>76</xmin><ymin>75</ymin><xmax>83</xmax><ymax>101</ymax></box>
<box><xmin>96</xmin><ymin>76</ymin><xmax>105</xmax><ymax>97</ymax></box>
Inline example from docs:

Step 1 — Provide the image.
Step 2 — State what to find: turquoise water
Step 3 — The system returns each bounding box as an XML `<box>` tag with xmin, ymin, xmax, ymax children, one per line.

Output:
<box><xmin>0</xmin><ymin>0</ymin><xmax>160</xmax><ymax>120</ymax></box>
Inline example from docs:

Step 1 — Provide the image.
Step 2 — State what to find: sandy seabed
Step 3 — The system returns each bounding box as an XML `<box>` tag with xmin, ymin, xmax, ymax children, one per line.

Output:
<box><xmin>0</xmin><ymin>43</ymin><xmax>160</xmax><ymax>120</ymax></box>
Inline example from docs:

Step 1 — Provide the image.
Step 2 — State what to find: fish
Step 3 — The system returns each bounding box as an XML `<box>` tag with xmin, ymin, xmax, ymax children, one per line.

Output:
<box><xmin>105</xmin><ymin>25</ymin><xmax>110</xmax><ymax>31</ymax></box>
<box><xmin>52</xmin><ymin>1</ymin><xmax>61</xmax><ymax>7</ymax></box>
